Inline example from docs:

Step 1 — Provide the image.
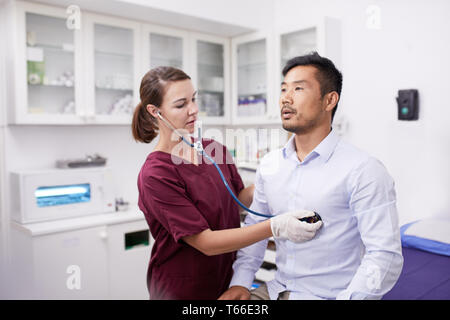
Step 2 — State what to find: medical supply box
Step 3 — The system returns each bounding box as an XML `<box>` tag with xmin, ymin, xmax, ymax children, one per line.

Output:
<box><xmin>10</xmin><ymin>167</ymin><xmax>115</xmax><ymax>224</ymax></box>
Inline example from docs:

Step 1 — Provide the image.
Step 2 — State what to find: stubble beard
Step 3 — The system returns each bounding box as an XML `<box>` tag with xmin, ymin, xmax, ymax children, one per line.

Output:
<box><xmin>282</xmin><ymin>114</ymin><xmax>317</xmax><ymax>135</ymax></box>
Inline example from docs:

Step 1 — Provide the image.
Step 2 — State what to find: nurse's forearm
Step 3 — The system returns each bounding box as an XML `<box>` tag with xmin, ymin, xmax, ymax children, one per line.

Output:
<box><xmin>237</xmin><ymin>184</ymin><xmax>255</xmax><ymax>209</ymax></box>
<box><xmin>182</xmin><ymin>220</ymin><xmax>271</xmax><ymax>256</ymax></box>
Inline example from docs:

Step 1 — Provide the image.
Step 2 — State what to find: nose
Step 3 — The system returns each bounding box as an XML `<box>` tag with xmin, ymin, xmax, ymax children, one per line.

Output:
<box><xmin>281</xmin><ymin>88</ymin><xmax>293</xmax><ymax>106</ymax></box>
<box><xmin>188</xmin><ymin>98</ymin><xmax>199</xmax><ymax>116</ymax></box>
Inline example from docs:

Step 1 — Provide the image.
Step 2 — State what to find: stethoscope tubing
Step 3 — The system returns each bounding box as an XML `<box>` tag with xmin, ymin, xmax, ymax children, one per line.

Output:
<box><xmin>157</xmin><ymin>111</ymin><xmax>273</xmax><ymax>218</ymax></box>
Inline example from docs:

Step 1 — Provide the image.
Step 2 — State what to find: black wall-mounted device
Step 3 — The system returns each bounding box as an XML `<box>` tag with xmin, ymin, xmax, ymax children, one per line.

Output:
<box><xmin>396</xmin><ymin>89</ymin><xmax>419</xmax><ymax>120</ymax></box>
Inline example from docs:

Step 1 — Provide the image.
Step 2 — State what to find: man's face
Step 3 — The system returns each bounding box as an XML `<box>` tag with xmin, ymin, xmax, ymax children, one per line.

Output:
<box><xmin>280</xmin><ymin>65</ymin><xmax>330</xmax><ymax>134</ymax></box>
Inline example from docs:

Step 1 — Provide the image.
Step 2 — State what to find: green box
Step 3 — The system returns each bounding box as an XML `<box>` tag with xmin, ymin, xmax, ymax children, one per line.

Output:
<box><xmin>27</xmin><ymin>60</ymin><xmax>45</xmax><ymax>85</ymax></box>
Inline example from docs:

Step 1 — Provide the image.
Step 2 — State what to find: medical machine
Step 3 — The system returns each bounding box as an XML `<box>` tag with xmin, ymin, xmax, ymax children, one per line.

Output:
<box><xmin>10</xmin><ymin>167</ymin><xmax>115</xmax><ymax>224</ymax></box>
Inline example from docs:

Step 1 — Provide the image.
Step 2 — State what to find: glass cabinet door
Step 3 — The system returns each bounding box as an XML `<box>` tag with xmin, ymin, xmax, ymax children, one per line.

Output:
<box><xmin>94</xmin><ymin>24</ymin><xmax>134</xmax><ymax>116</ymax></box>
<box><xmin>280</xmin><ymin>28</ymin><xmax>316</xmax><ymax>70</ymax></box>
<box><xmin>196</xmin><ymin>40</ymin><xmax>225</xmax><ymax>117</ymax></box>
<box><xmin>25</xmin><ymin>13</ymin><xmax>76</xmax><ymax>115</ymax></box>
<box><xmin>236</xmin><ymin>39</ymin><xmax>267</xmax><ymax>118</ymax></box>
<box><xmin>149</xmin><ymin>33</ymin><xmax>183</xmax><ymax>69</ymax></box>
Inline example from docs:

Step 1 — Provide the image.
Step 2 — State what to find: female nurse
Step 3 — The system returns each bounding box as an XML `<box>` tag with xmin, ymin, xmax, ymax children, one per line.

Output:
<box><xmin>131</xmin><ymin>66</ymin><xmax>321</xmax><ymax>300</ymax></box>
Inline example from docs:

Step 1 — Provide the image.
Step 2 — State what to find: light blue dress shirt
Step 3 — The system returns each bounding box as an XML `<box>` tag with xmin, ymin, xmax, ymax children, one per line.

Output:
<box><xmin>230</xmin><ymin>129</ymin><xmax>404</xmax><ymax>300</ymax></box>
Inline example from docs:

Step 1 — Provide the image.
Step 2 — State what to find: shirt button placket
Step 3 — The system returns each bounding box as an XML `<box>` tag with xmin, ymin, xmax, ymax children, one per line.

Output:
<box><xmin>286</xmin><ymin>163</ymin><xmax>301</xmax><ymax>277</ymax></box>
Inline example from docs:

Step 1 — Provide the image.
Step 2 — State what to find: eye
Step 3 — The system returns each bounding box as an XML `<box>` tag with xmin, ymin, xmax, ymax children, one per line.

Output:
<box><xmin>295</xmin><ymin>87</ymin><xmax>304</xmax><ymax>91</ymax></box>
<box><xmin>176</xmin><ymin>104</ymin><xmax>185</xmax><ymax>109</ymax></box>
<box><xmin>192</xmin><ymin>96</ymin><xmax>197</xmax><ymax>103</ymax></box>
<box><xmin>281</xmin><ymin>88</ymin><xmax>286</xmax><ymax>93</ymax></box>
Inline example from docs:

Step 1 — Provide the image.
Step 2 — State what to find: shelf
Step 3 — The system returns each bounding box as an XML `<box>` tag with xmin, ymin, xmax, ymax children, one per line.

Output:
<box><xmin>238</xmin><ymin>62</ymin><xmax>266</xmax><ymax>70</ymax></box>
<box><xmin>28</xmin><ymin>83</ymin><xmax>74</xmax><ymax>88</ymax></box>
<box><xmin>198</xmin><ymin>89</ymin><xmax>224</xmax><ymax>94</ymax></box>
<box><xmin>31</xmin><ymin>43</ymin><xmax>74</xmax><ymax>54</ymax></box>
<box><xmin>238</xmin><ymin>92</ymin><xmax>266</xmax><ymax>97</ymax></box>
<box><xmin>95</xmin><ymin>86</ymin><xmax>133</xmax><ymax>91</ymax></box>
<box><xmin>150</xmin><ymin>57</ymin><xmax>182</xmax><ymax>64</ymax></box>
<box><xmin>237</xmin><ymin>161</ymin><xmax>258</xmax><ymax>171</ymax></box>
<box><xmin>95</xmin><ymin>50</ymin><xmax>133</xmax><ymax>59</ymax></box>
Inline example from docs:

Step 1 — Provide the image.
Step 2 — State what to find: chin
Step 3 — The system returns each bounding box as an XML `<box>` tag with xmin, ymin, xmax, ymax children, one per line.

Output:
<box><xmin>282</xmin><ymin>122</ymin><xmax>313</xmax><ymax>135</ymax></box>
<box><xmin>184</xmin><ymin>126</ymin><xmax>195</xmax><ymax>135</ymax></box>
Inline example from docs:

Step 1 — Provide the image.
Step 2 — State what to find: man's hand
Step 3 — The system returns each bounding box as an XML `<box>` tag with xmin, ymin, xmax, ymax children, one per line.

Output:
<box><xmin>218</xmin><ymin>286</ymin><xmax>251</xmax><ymax>300</ymax></box>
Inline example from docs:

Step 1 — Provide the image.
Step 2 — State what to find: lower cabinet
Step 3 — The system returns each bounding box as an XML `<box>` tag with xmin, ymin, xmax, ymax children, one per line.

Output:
<box><xmin>10</xmin><ymin>218</ymin><xmax>151</xmax><ymax>299</ymax></box>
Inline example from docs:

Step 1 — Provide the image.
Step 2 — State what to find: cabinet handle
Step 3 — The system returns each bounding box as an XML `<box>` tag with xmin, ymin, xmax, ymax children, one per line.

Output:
<box><xmin>99</xmin><ymin>230</ymin><xmax>108</xmax><ymax>240</ymax></box>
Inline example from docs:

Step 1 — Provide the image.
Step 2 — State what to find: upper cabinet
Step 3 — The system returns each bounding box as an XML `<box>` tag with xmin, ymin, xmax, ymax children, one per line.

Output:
<box><xmin>231</xmin><ymin>31</ymin><xmax>278</xmax><ymax>125</ymax></box>
<box><xmin>274</xmin><ymin>17</ymin><xmax>342</xmax><ymax>103</ymax></box>
<box><xmin>142</xmin><ymin>24</ymin><xmax>189</xmax><ymax>72</ymax></box>
<box><xmin>6</xmin><ymin>1</ymin><xmax>340</xmax><ymax>127</ymax></box>
<box><xmin>83</xmin><ymin>13</ymin><xmax>141</xmax><ymax>124</ymax></box>
<box><xmin>9</xmin><ymin>1</ymin><xmax>84</xmax><ymax>124</ymax></box>
<box><xmin>190</xmin><ymin>33</ymin><xmax>230</xmax><ymax>125</ymax></box>
<box><xmin>231</xmin><ymin>17</ymin><xmax>342</xmax><ymax>126</ymax></box>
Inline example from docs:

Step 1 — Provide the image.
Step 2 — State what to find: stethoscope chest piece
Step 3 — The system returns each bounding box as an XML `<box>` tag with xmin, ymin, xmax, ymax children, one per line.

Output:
<box><xmin>298</xmin><ymin>212</ymin><xmax>322</xmax><ymax>224</ymax></box>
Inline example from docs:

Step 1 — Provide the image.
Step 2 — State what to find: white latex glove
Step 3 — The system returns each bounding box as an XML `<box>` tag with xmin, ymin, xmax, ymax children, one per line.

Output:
<box><xmin>270</xmin><ymin>210</ymin><xmax>323</xmax><ymax>243</ymax></box>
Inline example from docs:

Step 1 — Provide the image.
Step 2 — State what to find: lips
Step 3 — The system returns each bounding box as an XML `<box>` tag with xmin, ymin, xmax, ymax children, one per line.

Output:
<box><xmin>281</xmin><ymin>107</ymin><xmax>295</xmax><ymax>119</ymax></box>
<box><xmin>186</xmin><ymin>119</ymin><xmax>196</xmax><ymax>125</ymax></box>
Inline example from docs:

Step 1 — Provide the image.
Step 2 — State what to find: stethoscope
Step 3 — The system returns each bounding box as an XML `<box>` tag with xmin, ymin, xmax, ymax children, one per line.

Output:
<box><xmin>156</xmin><ymin>110</ymin><xmax>274</xmax><ymax>218</ymax></box>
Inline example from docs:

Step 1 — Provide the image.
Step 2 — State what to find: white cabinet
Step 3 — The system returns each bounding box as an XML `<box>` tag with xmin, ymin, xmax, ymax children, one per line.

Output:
<box><xmin>142</xmin><ymin>24</ymin><xmax>189</xmax><ymax>72</ymax></box>
<box><xmin>231</xmin><ymin>31</ymin><xmax>278</xmax><ymax>125</ymax></box>
<box><xmin>6</xmin><ymin>2</ymin><xmax>340</xmax><ymax>127</ymax></box>
<box><xmin>107</xmin><ymin>220</ymin><xmax>151</xmax><ymax>300</ymax></box>
<box><xmin>11</xmin><ymin>225</ymin><xmax>109</xmax><ymax>299</ymax></box>
<box><xmin>8</xmin><ymin>1</ymin><xmax>84</xmax><ymax>125</ymax></box>
<box><xmin>7</xmin><ymin>2</ymin><xmax>142</xmax><ymax>125</ymax></box>
<box><xmin>274</xmin><ymin>17</ymin><xmax>342</xmax><ymax>102</ymax></box>
<box><xmin>10</xmin><ymin>212</ymin><xmax>151</xmax><ymax>299</ymax></box>
<box><xmin>231</xmin><ymin>17</ymin><xmax>341</xmax><ymax>126</ymax></box>
<box><xmin>83</xmin><ymin>13</ymin><xmax>141</xmax><ymax>125</ymax></box>
<box><xmin>190</xmin><ymin>33</ymin><xmax>230</xmax><ymax>125</ymax></box>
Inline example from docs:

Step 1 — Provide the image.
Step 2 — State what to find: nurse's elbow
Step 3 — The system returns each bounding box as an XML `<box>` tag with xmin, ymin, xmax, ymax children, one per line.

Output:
<box><xmin>182</xmin><ymin>229</ymin><xmax>217</xmax><ymax>256</ymax></box>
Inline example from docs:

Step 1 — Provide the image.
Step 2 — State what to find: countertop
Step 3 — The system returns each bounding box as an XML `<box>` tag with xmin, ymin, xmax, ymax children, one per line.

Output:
<box><xmin>11</xmin><ymin>205</ymin><xmax>145</xmax><ymax>236</ymax></box>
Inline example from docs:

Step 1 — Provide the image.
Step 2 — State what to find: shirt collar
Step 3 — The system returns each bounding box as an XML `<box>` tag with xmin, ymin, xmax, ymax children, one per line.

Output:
<box><xmin>282</xmin><ymin>129</ymin><xmax>340</xmax><ymax>163</ymax></box>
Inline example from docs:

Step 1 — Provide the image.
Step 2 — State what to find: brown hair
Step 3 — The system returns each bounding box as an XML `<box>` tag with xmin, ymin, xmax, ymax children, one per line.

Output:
<box><xmin>131</xmin><ymin>66</ymin><xmax>191</xmax><ymax>143</ymax></box>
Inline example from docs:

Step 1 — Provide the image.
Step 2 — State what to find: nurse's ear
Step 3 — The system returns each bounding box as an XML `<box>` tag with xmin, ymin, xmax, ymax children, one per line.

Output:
<box><xmin>146</xmin><ymin>104</ymin><xmax>159</xmax><ymax>119</ymax></box>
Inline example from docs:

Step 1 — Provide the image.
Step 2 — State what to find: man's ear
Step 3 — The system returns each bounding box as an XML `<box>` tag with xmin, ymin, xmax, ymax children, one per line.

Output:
<box><xmin>146</xmin><ymin>104</ymin><xmax>159</xmax><ymax>118</ymax></box>
<box><xmin>324</xmin><ymin>91</ymin><xmax>339</xmax><ymax>112</ymax></box>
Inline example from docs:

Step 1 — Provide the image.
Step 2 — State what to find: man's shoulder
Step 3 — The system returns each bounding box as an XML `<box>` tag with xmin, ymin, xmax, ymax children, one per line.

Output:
<box><xmin>334</xmin><ymin>139</ymin><xmax>373</xmax><ymax>167</ymax></box>
<box><xmin>335</xmin><ymin>139</ymin><xmax>392</xmax><ymax>181</ymax></box>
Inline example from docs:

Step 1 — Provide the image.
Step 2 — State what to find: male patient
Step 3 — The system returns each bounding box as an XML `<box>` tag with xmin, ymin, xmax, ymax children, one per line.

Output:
<box><xmin>219</xmin><ymin>52</ymin><xmax>403</xmax><ymax>300</ymax></box>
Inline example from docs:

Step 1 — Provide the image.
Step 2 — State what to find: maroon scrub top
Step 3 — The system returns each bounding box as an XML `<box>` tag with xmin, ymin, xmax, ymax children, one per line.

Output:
<box><xmin>137</xmin><ymin>138</ymin><xmax>244</xmax><ymax>300</ymax></box>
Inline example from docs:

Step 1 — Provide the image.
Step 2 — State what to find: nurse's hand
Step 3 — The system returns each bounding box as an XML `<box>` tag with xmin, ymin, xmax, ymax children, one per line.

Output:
<box><xmin>218</xmin><ymin>286</ymin><xmax>250</xmax><ymax>300</ymax></box>
<box><xmin>270</xmin><ymin>210</ymin><xmax>323</xmax><ymax>243</ymax></box>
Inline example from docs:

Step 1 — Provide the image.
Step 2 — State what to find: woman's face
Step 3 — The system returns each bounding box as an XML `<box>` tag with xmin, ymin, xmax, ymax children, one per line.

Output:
<box><xmin>158</xmin><ymin>79</ymin><xmax>198</xmax><ymax>135</ymax></box>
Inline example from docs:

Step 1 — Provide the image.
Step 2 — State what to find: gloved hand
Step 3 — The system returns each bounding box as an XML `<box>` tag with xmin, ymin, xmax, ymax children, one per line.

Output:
<box><xmin>270</xmin><ymin>210</ymin><xmax>323</xmax><ymax>243</ymax></box>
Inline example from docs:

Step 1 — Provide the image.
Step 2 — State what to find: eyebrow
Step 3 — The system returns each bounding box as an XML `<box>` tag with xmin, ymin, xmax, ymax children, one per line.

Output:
<box><xmin>172</xmin><ymin>91</ymin><xmax>197</xmax><ymax>104</ymax></box>
<box><xmin>281</xmin><ymin>80</ymin><xmax>309</xmax><ymax>86</ymax></box>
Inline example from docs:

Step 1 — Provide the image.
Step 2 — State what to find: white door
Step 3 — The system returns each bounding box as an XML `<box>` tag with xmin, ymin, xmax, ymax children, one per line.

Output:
<box><xmin>32</xmin><ymin>226</ymin><xmax>109</xmax><ymax>299</ymax></box>
<box><xmin>13</xmin><ymin>2</ymin><xmax>84</xmax><ymax>124</ymax></box>
<box><xmin>190</xmin><ymin>33</ymin><xmax>230</xmax><ymax>125</ymax></box>
<box><xmin>84</xmin><ymin>13</ymin><xmax>141</xmax><ymax>125</ymax></box>
<box><xmin>231</xmin><ymin>31</ymin><xmax>278</xmax><ymax>125</ymax></box>
<box><xmin>107</xmin><ymin>220</ymin><xmax>151</xmax><ymax>299</ymax></box>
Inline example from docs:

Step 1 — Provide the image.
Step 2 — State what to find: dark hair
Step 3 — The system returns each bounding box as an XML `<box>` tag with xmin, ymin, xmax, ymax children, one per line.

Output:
<box><xmin>282</xmin><ymin>52</ymin><xmax>342</xmax><ymax>122</ymax></box>
<box><xmin>131</xmin><ymin>66</ymin><xmax>191</xmax><ymax>143</ymax></box>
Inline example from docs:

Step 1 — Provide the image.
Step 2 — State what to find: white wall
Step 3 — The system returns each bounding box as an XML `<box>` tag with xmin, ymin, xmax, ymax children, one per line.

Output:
<box><xmin>274</xmin><ymin>0</ymin><xmax>450</xmax><ymax>224</ymax></box>
<box><xmin>119</xmin><ymin>0</ymin><xmax>275</xmax><ymax>32</ymax></box>
<box><xmin>4</xmin><ymin>126</ymin><xmax>154</xmax><ymax>203</ymax></box>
